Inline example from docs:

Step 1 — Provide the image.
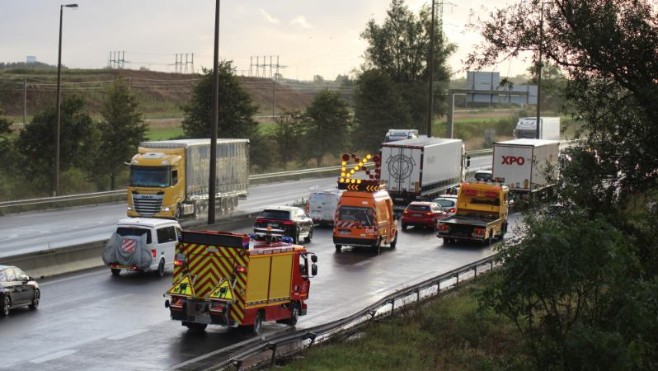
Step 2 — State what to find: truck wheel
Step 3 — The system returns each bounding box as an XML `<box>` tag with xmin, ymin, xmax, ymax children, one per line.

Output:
<box><xmin>184</xmin><ymin>323</ymin><xmax>207</xmax><ymax>333</ymax></box>
<box><xmin>175</xmin><ymin>204</ymin><xmax>182</xmax><ymax>219</ymax></box>
<box><xmin>288</xmin><ymin>303</ymin><xmax>299</xmax><ymax>326</ymax></box>
<box><xmin>293</xmin><ymin>229</ymin><xmax>300</xmax><ymax>244</ymax></box>
<box><xmin>401</xmin><ymin>224</ymin><xmax>408</xmax><ymax>231</ymax></box>
<box><xmin>252</xmin><ymin>311</ymin><xmax>264</xmax><ymax>335</ymax></box>
<box><xmin>155</xmin><ymin>259</ymin><xmax>165</xmax><ymax>278</ymax></box>
<box><xmin>502</xmin><ymin>222</ymin><xmax>508</xmax><ymax>235</ymax></box>
<box><xmin>443</xmin><ymin>238</ymin><xmax>451</xmax><ymax>246</ymax></box>
<box><xmin>335</xmin><ymin>244</ymin><xmax>342</xmax><ymax>252</ymax></box>
<box><xmin>111</xmin><ymin>268</ymin><xmax>121</xmax><ymax>277</ymax></box>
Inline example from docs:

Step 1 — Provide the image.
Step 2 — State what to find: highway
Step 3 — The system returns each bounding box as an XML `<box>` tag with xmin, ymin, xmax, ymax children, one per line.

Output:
<box><xmin>0</xmin><ymin>156</ymin><xmax>492</xmax><ymax>259</ymax></box>
<box><xmin>0</xmin><ymin>213</ymin><xmax>523</xmax><ymax>370</ymax></box>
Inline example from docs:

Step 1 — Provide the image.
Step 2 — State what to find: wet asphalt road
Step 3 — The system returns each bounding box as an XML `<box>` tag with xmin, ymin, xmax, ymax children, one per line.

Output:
<box><xmin>0</xmin><ymin>212</ymin><xmax>524</xmax><ymax>370</ymax></box>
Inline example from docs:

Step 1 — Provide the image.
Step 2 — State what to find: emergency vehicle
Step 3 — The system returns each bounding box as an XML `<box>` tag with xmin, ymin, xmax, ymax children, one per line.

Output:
<box><xmin>164</xmin><ymin>228</ymin><xmax>317</xmax><ymax>335</ymax></box>
<box><xmin>332</xmin><ymin>153</ymin><xmax>398</xmax><ymax>253</ymax></box>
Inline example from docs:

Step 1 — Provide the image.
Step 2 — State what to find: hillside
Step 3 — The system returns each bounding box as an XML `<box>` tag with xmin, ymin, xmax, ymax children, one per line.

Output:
<box><xmin>0</xmin><ymin>67</ymin><xmax>319</xmax><ymax>124</ymax></box>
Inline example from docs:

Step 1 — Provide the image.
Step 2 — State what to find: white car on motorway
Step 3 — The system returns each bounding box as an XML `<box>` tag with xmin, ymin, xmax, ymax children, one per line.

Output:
<box><xmin>432</xmin><ymin>195</ymin><xmax>458</xmax><ymax>217</ymax></box>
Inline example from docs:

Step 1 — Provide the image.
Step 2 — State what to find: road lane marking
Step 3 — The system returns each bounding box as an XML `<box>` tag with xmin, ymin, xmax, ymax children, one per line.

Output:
<box><xmin>30</xmin><ymin>350</ymin><xmax>77</xmax><ymax>364</ymax></box>
<box><xmin>107</xmin><ymin>328</ymin><xmax>148</xmax><ymax>340</ymax></box>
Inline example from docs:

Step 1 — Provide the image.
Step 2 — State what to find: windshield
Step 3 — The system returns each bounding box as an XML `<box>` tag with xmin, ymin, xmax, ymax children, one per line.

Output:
<box><xmin>337</xmin><ymin>206</ymin><xmax>374</xmax><ymax>226</ymax></box>
<box><xmin>515</xmin><ymin>129</ymin><xmax>537</xmax><ymax>139</ymax></box>
<box><xmin>116</xmin><ymin>227</ymin><xmax>152</xmax><ymax>244</ymax></box>
<box><xmin>130</xmin><ymin>166</ymin><xmax>171</xmax><ymax>187</ymax></box>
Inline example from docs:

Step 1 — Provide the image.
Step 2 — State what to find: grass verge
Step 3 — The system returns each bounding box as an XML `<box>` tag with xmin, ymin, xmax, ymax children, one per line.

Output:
<box><xmin>278</xmin><ymin>280</ymin><xmax>531</xmax><ymax>371</ymax></box>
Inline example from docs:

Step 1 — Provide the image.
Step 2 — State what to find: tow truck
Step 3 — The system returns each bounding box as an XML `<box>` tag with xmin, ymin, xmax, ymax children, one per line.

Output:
<box><xmin>437</xmin><ymin>182</ymin><xmax>510</xmax><ymax>245</ymax></box>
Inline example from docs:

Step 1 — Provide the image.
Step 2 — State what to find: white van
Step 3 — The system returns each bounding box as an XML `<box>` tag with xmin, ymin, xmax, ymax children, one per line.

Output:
<box><xmin>306</xmin><ymin>188</ymin><xmax>343</xmax><ymax>226</ymax></box>
<box><xmin>101</xmin><ymin>218</ymin><xmax>182</xmax><ymax>278</ymax></box>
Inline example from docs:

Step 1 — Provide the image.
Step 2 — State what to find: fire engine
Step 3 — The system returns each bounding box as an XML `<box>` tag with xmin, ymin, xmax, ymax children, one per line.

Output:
<box><xmin>164</xmin><ymin>228</ymin><xmax>318</xmax><ymax>335</ymax></box>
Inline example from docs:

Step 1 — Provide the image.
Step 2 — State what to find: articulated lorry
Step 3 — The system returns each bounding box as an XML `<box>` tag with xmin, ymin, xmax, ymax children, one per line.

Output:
<box><xmin>437</xmin><ymin>182</ymin><xmax>510</xmax><ymax>245</ymax></box>
<box><xmin>380</xmin><ymin>137</ymin><xmax>468</xmax><ymax>212</ymax></box>
<box><xmin>165</xmin><ymin>229</ymin><xmax>318</xmax><ymax>334</ymax></box>
<box><xmin>127</xmin><ymin>139</ymin><xmax>249</xmax><ymax>219</ymax></box>
<box><xmin>492</xmin><ymin>139</ymin><xmax>560</xmax><ymax>201</ymax></box>
<box><xmin>514</xmin><ymin>117</ymin><xmax>560</xmax><ymax>140</ymax></box>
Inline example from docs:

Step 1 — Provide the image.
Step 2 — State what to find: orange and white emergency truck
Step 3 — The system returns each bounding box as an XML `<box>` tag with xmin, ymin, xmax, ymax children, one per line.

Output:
<box><xmin>332</xmin><ymin>153</ymin><xmax>398</xmax><ymax>253</ymax></box>
<box><xmin>164</xmin><ymin>229</ymin><xmax>318</xmax><ymax>335</ymax></box>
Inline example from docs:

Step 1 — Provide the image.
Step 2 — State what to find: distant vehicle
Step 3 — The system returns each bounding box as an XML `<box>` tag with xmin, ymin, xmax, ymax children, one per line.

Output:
<box><xmin>474</xmin><ymin>169</ymin><xmax>493</xmax><ymax>182</ymax></box>
<box><xmin>102</xmin><ymin>218</ymin><xmax>182</xmax><ymax>277</ymax></box>
<box><xmin>432</xmin><ymin>195</ymin><xmax>458</xmax><ymax>217</ymax></box>
<box><xmin>306</xmin><ymin>188</ymin><xmax>343</xmax><ymax>226</ymax></box>
<box><xmin>401</xmin><ymin>201</ymin><xmax>449</xmax><ymax>231</ymax></box>
<box><xmin>0</xmin><ymin>265</ymin><xmax>40</xmax><ymax>316</ymax></box>
<box><xmin>254</xmin><ymin>206</ymin><xmax>314</xmax><ymax>244</ymax></box>
<box><xmin>380</xmin><ymin>137</ymin><xmax>468</xmax><ymax>213</ymax></box>
<box><xmin>513</xmin><ymin>117</ymin><xmax>560</xmax><ymax>140</ymax></box>
<box><xmin>384</xmin><ymin>129</ymin><xmax>419</xmax><ymax>142</ymax></box>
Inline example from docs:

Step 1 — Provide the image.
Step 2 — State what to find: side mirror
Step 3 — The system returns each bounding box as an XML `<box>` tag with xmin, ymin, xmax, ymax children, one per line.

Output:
<box><xmin>311</xmin><ymin>264</ymin><xmax>318</xmax><ymax>277</ymax></box>
<box><xmin>310</xmin><ymin>254</ymin><xmax>318</xmax><ymax>263</ymax></box>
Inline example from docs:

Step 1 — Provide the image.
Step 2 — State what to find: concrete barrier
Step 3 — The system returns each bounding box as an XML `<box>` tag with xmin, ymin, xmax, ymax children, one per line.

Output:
<box><xmin>4</xmin><ymin>213</ymin><xmax>259</xmax><ymax>279</ymax></box>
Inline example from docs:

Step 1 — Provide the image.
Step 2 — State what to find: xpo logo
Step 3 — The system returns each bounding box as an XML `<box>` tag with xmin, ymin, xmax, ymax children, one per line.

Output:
<box><xmin>501</xmin><ymin>156</ymin><xmax>525</xmax><ymax>165</ymax></box>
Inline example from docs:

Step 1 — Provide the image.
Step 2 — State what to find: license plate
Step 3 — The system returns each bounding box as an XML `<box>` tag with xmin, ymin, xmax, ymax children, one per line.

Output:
<box><xmin>413</xmin><ymin>213</ymin><xmax>422</xmax><ymax>217</ymax></box>
<box><xmin>268</xmin><ymin>223</ymin><xmax>279</xmax><ymax>228</ymax></box>
<box><xmin>340</xmin><ymin>230</ymin><xmax>350</xmax><ymax>234</ymax></box>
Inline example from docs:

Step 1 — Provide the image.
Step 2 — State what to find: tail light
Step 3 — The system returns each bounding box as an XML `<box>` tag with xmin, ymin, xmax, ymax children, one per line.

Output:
<box><xmin>305</xmin><ymin>201</ymin><xmax>309</xmax><ymax>213</ymax></box>
<box><xmin>174</xmin><ymin>253</ymin><xmax>186</xmax><ymax>266</ymax></box>
<box><xmin>403</xmin><ymin>209</ymin><xmax>409</xmax><ymax>214</ymax></box>
<box><xmin>255</xmin><ymin>218</ymin><xmax>265</xmax><ymax>224</ymax></box>
<box><xmin>425</xmin><ymin>212</ymin><xmax>433</xmax><ymax>216</ymax></box>
<box><xmin>235</xmin><ymin>265</ymin><xmax>247</xmax><ymax>274</ymax></box>
<box><xmin>151</xmin><ymin>249</ymin><xmax>157</xmax><ymax>258</ymax></box>
<box><xmin>438</xmin><ymin>223</ymin><xmax>449</xmax><ymax>231</ymax></box>
<box><xmin>282</xmin><ymin>220</ymin><xmax>295</xmax><ymax>225</ymax></box>
<box><xmin>448</xmin><ymin>208</ymin><xmax>456</xmax><ymax>214</ymax></box>
<box><xmin>473</xmin><ymin>228</ymin><xmax>485</xmax><ymax>237</ymax></box>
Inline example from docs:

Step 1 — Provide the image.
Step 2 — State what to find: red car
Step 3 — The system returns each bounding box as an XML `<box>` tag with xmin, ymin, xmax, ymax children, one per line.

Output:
<box><xmin>401</xmin><ymin>201</ymin><xmax>448</xmax><ymax>231</ymax></box>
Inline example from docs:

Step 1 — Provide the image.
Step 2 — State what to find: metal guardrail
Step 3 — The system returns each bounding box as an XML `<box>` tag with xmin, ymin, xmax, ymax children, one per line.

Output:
<box><xmin>0</xmin><ymin>150</ymin><xmax>494</xmax><ymax>213</ymax></box>
<box><xmin>177</xmin><ymin>252</ymin><xmax>505</xmax><ymax>370</ymax></box>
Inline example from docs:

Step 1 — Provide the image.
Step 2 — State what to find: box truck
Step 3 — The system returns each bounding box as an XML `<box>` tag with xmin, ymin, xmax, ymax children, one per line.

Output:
<box><xmin>513</xmin><ymin>117</ymin><xmax>560</xmax><ymax>140</ymax></box>
<box><xmin>492</xmin><ymin>139</ymin><xmax>560</xmax><ymax>199</ymax></box>
<box><xmin>380</xmin><ymin>137</ymin><xmax>468</xmax><ymax>212</ymax></box>
<box><xmin>127</xmin><ymin>139</ymin><xmax>249</xmax><ymax>219</ymax></box>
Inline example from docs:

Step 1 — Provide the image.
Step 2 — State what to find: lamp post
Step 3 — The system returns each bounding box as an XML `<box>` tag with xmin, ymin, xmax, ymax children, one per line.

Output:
<box><xmin>208</xmin><ymin>0</ymin><xmax>220</xmax><ymax>224</ymax></box>
<box><xmin>535</xmin><ymin>1</ymin><xmax>545</xmax><ymax>139</ymax></box>
<box><xmin>54</xmin><ymin>3</ymin><xmax>78</xmax><ymax>197</ymax></box>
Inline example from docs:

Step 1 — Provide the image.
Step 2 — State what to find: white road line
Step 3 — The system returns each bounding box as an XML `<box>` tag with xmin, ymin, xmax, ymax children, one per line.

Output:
<box><xmin>30</xmin><ymin>350</ymin><xmax>77</xmax><ymax>364</ymax></box>
<box><xmin>107</xmin><ymin>328</ymin><xmax>148</xmax><ymax>340</ymax></box>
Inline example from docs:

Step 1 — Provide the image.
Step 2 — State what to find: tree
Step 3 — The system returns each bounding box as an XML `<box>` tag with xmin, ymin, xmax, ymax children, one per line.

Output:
<box><xmin>96</xmin><ymin>78</ymin><xmax>147</xmax><ymax>190</ymax></box>
<box><xmin>16</xmin><ymin>96</ymin><xmax>97</xmax><ymax>193</ymax></box>
<box><xmin>304</xmin><ymin>90</ymin><xmax>351</xmax><ymax>166</ymax></box>
<box><xmin>358</xmin><ymin>0</ymin><xmax>455</xmax><ymax>134</ymax></box>
<box><xmin>352</xmin><ymin>69</ymin><xmax>411</xmax><ymax>152</ymax></box>
<box><xmin>272</xmin><ymin>110</ymin><xmax>305</xmax><ymax>168</ymax></box>
<box><xmin>181</xmin><ymin>61</ymin><xmax>268</xmax><ymax>170</ymax></box>
<box><xmin>470</xmin><ymin>1</ymin><xmax>658</xmax><ymax>366</ymax></box>
<box><xmin>479</xmin><ymin>211</ymin><xmax>654</xmax><ymax>369</ymax></box>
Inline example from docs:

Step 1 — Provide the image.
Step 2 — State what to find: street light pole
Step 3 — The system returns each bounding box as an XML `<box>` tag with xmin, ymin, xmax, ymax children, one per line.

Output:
<box><xmin>535</xmin><ymin>1</ymin><xmax>544</xmax><ymax>139</ymax></box>
<box><xmin>208</xmin><ymin>0</ymin><xmax>220</xmax><ymax>224</ymax></box>
<box><xmin>54</xmin><ymin>3</ymin><xmax>78</xmax><ymax>197</ymax></box>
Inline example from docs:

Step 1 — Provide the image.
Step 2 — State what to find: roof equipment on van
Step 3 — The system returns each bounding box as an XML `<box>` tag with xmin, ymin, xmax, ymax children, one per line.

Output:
<box><xmin>337</xmin><ymin>153</ymin><xmax>384</xmax><ymax>192</ymax></box>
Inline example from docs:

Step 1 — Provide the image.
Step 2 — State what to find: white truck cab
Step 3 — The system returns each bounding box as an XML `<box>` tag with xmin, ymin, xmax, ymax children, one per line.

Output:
<box><xmin>102</xmin><ymin>218</ymin><xmax>182</xmax><ymax>277</ymax></box>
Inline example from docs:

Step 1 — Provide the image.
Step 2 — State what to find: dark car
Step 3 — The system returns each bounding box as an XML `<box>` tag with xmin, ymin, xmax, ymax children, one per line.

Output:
<box><xmin>474</xmin><ymin>169</ymin><xmax>493</xmax><ymax>182</ymax></box>
<box><xmin>401</xmin><ymin>201</ymin><xmax>449</xmax><ymax>231</ymax></box>
<box><xmin>253</xmin><ymin>206</ymin><xmax>314</xmax><ymax>243</ymax></box>
<box><xmin>0</xmin><ymin>265</ymin><xmax>40</xmax><ymax>316</ymax></box>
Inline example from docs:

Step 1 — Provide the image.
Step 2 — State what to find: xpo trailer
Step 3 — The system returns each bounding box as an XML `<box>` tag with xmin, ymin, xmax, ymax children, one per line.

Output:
<box><xmin>492</xmin><ymin>139</ymin><xmax>560</xmax><ymax>202</ymax></box>
<box><xmin>165</xmin><ymin>229</ymin><xmax>318</xmax><ymax>335</ymax></box>
<box><xmin>127</xmin><ymin>139</ymin><xmax>249</xmax><ymax>219</ymax></box>
<box><xmin>380</xmin><ymin>137</ymin><xmax>467</xmax><ymax>212</ymax></box>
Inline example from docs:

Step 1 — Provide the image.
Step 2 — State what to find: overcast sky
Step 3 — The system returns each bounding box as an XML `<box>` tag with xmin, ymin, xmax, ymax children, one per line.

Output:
<box><xmin>0</xmin><ymin>0</ymin><xmax>527</xmax><ymax>81</ymax></box>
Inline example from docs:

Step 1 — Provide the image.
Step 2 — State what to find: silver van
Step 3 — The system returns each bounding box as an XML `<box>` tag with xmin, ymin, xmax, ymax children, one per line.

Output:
<box><xmin>102</xmin><ymin>218</ymin><xmax>182</xmax><ymax>277</ymax></box>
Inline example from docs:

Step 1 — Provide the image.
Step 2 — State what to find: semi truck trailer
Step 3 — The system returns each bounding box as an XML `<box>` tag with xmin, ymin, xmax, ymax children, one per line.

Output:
<box><xmin>127</xmin><ymin>139</ymin><xmax>249</xmax><ymax>219</ymax></box>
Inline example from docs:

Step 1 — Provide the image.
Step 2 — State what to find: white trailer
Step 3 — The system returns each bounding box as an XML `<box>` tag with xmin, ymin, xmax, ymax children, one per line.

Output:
<box><xmin>492</xmin><ymin>139</ymin><xmax>560</xmax><ymax>197</ymax></box>
<box><xmin>380</xmin><ymin>137</ymin><xmax>467</xmax><ymax>211</ymax></box>
<box><xmin>514</xmin><ymin>117</ymin><xmax>560</xmax><ymax>140</ymax></box>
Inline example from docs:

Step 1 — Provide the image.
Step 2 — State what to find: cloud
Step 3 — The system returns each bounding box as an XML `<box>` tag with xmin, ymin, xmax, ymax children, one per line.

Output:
<box><xmin>259</xmin><ymin>8</ymin><xmax>279</xmax><ymax>24</ymax></box>
<box><xmin>290</xmin><ymin>15</ymin><xmax>311</xmax><ymax>29</ymax></box>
